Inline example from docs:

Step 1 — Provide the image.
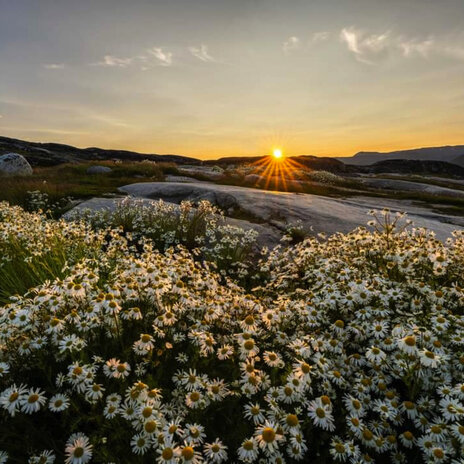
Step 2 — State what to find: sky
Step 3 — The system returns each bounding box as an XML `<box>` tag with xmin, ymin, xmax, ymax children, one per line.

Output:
<box><xmin>1</xmin><ymin>0</ymin><xmax>464</xmax><ymax>159</ymax></box>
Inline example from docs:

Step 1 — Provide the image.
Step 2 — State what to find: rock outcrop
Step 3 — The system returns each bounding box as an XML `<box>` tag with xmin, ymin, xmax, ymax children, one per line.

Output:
<box><xmin>0</xmin><ymin>153</ymin><xmax>33</xmax><ymax>176</ymax></box>
<box><xmin>86</xmin><ymin>165</ymin><xmax>112</xmax><ymax>174</ymax></box>
<box><xmin>118</xmin><ymin>182</ymin><xmax>464</xmax><ymax>242</ymax></box>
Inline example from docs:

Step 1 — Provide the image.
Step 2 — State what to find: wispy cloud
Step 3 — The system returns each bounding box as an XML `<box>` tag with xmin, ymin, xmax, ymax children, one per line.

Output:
<box><xmin>340</xmin><ymin>27</ymin><xmax>390</xmax><ymax>64</ymax></box>
<box><xmin>399</xmin><ymin>38</ymin><xmax>435</xmax><ymax>58</ymax></box>
<box><xmin>148</xmin><ymin>47</ymin><xmax>173</xmax><ymax>66</ymax></box>
<box><xmin>341</xmin><ymin>27</ymin><xmax>464</xmax><ymax>64</ymax></box>
<box><xmin>311</xmin><ymin>31</ymin><xmax>330</xmax><ymax>43</ymax></box>
<box><xmin>189</xmin><ymin>44</ymin><xmax>215</xmax><ymax>62</ymax></box>
<box><xmin>93</xmin><ymin>48</ymin><xmax>172</xmax><ymax>69</ymax></box>
<box><xmin>94</xmin><ymin>55</ymin><xmax>133</xmax><ymax>67</ymax></box>
<box><xmin>43</xmin><ymin>63</ymin><xmax>65</xmax><ymax>69</ymax></box>
<box><xmin>283</xmin><ymin>36</ymin><xmax>300</xmax><ymax>53</ymax></box>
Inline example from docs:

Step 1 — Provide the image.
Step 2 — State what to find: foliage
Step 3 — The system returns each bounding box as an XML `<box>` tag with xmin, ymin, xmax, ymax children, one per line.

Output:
<box><xmin>0</xmin><ymin>161</ymin><xmax>176</xmax><ymax>212</ymax></box>
<box><xmin>0</xmin><ymin>206</ymin><xmax>464</xmax><ymax>463</ymax></box>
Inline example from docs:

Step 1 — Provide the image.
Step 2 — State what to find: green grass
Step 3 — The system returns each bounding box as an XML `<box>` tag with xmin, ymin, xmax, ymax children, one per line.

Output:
<box><xmin>0</xmin><ymin>161</ymin><xmax>179</xmax><ymax>212</ymax></box>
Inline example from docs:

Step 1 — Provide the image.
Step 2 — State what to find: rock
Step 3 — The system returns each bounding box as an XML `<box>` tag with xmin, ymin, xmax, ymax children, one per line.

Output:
<box><xmin>358</xmin><ymin>178</ymin><xmax>464</xmax><ymax>198</ymax></box>
<box><xmin>86</xmin><ymin>165</ymin><xmax>112</xmax><ymax>174</ymax></box>
<box><xmin>244</xmin><ymin>174</ymin><xmax>264</xmax><ymax>184</ymax></box>
<box><xmin>0</xmin><ymin>153</ymin><xmax>33</xmax><ymax>176</ymax></box>
<box><xmin>118</xmin><ymin>182</ymin><xmax>464</xmax><ymax>242</ymax></box>
<box><xmin>64</xmin><ymin>197</ymin><xmax>281</xmax><ymax>249</ymax></box>
<box><xmin>165</xmin><ymin>175</ymin><xmax>208</xmax><ymax>183</ymax></box>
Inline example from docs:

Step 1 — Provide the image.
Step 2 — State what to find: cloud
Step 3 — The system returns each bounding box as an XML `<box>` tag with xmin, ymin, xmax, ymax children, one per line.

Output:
<box><xmin>95</xmin><ymin>55</ymin><xmax>133</xmax><ymax>67</ymax></box>
<box><xmin>340</xmin><ymin>27</ymin><xmax>464</xmax><ymax>64</ymax></box>
<box><xmin>148</xmin><ymin>47</ymin><xmax>173</xmax><ymax>66</ymax></box>
<box><xmin>189</xmin><ymin>44</ymin><xmax>215</xmax><ymax>62</ymax></box>
<box><xmin>399</xmin><ymin>38</ymin><xmax>434</xmax><ymax>58</ymax></box>
<box><xmin>340</xmin><ymin>27</ymin><xmax>390</xmax><ymax>64</ymax></box>
<box><xmin>283</xmin><ymin>36</ymin><xmax>300</xmax><ymax>53</ymax></box>
<box><xmin>311</xmin><ymin>31</ymin><xmax>330</xmax><ymax>43</ymax></box>
<box><xmin>43</xmin><ymin>63</ymin><xmax>65</xmax><ymax>69</ymax></box>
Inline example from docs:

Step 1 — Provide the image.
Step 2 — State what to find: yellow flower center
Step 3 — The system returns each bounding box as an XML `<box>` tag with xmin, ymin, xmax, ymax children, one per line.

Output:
<box><xmin>261</xmin><ymin>427</ymin><xmax>276</xmax><ymax>443</ymax></box>
<box><xmin>286</xmin><ymin>414</ymin><xmax>299</xmax><ymax>427</ymax></box>
<box><xmin>182</xmin><ymin>447</ymin><xmax>194</xmax><ymax>460</ymax></box>
<box><xmin>162</xmin><ymin>448</ymin><xmax>174</xmax><ymax>460</ymax></box>
<box><xmin>404</xmin><ymin>336</ymin><xmax>416</xmax><ymax>347</ymax></box>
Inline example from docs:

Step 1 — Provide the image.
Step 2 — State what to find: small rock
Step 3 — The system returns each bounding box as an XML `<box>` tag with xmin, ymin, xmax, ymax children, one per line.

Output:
<box><xmin>86</xmin><ymin>165</ymin><xmax>112</xmax><ymax>174</ymax></box>
<box><xmin>0</xmin><ymin>153</ymin><xmax>33</xmax><ymax>177</ymax></box>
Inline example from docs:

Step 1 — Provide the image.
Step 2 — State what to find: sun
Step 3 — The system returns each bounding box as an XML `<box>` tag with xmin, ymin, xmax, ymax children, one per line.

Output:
<box><xmin>272</xmin><ymin>148</ymin><xmax>283</xmax><ymax>160</ymax></box>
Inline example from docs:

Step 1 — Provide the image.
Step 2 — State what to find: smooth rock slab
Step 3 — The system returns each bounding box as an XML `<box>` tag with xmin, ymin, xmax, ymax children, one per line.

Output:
<box><xmin>86</xmin><ymin>165</ymin><xmax>112</xmax><ymax>174</ymax></box>
<box><xmin>119</xmin><ymin>182</ymin><xmax>464</xmax><ymax>242</ymax></box>
<box><xmin>64</xmin><ymin>196</ymin><xmax>281</xmax><ymax>249</ymax></box>
<box><xmin>0</xmin><ymin>153</ymin><xmax>33</xmax><ymax>176</ymax></box>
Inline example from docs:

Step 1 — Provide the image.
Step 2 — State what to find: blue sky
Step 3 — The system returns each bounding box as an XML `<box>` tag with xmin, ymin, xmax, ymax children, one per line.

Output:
<box><xmin>1</xmin><ymin>0</ymin><xmax>464</xmax><ymax>158</ymax></box>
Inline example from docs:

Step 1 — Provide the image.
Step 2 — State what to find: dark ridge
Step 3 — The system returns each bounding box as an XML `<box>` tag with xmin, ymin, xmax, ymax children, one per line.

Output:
<box><xmin>0</xmin><ymin>135</ymin><xmax>201</xmax><ymax>166</ymax></box>
<box><xmin>336</xmin><ymin>145</ymin><xmax>464</xmax><ymax>165</ymax></box>
<box><xmin>352</xmin><ymin>159</ymin><xmax>464</xmax><ymax>178</ymax></box>
<box><xmin>204</xmin><ymin>154</ymin><xmax>352</xmax><ymax>173</ymax></box>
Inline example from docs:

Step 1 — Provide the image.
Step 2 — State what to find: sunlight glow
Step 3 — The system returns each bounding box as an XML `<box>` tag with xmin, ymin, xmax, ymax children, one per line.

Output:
<box><xmin>272</xmin><ymin>148</ymin><xmax>283</xmax><ymax>159</ymax></box>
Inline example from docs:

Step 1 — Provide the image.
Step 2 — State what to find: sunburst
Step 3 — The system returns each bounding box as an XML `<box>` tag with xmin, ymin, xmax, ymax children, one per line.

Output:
<box><xmin>245</xmin><ymin>148</ymin><xmax>309</xmax><ymax>192</ymax></box>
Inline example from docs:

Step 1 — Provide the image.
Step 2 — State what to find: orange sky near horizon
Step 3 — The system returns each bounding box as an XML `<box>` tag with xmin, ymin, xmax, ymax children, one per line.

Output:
<box><xmin>1</xmin><ymin>0</ymin><xmax>464</xmax><ymax>160</ymax></box>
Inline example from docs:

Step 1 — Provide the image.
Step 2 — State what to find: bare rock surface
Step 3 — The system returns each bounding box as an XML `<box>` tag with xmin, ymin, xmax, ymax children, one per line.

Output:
<box><xmin>86</xmin><ymin>165</ymin><xmax>112</xmax><ymax>174</ymax></box>
<box><xmin>165</xmin><ymin>175</ymin><xmax>208</xmax><ymax>183</ymax></box>
<box><xmin>0</xmin><ymin>153</ymin><xmax>33</xmax><ymax>176</ymax></box>
<box><xmin>118</xmin><ymin>182</ymin><xmax>464</xmax><ymax>241</ymax></box>
<box><xmin>358</xmin><ymin>177</ymin><xmax>464</xmax><ymax>198</ymax></box>
<box><xmin>64</xmin><ymin>196</ymin><xmax>281</xmax><ymax>249</ymax></box>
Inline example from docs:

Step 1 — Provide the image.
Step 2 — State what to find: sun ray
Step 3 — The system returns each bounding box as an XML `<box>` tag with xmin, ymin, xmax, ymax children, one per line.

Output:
<box><xmin>244</xmin><ymin>149</ymin><xmax>314</xmax><ymax>193</ymax></box>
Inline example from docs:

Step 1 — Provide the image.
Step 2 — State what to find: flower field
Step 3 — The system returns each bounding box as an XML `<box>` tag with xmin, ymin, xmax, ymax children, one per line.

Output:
<box><xmin>0</xmin><ymin>201</ymin><xmax>464</xmax><ymax>463</ymax></box>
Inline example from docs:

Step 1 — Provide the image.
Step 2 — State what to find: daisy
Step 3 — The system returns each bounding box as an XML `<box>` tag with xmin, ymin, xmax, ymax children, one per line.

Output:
<box><xmin>282</xmin><ymin>413</ymin><xmax>300</xmax><ymax>433</ymax></box>
<box><xmin>237</xmin><ymin>438</ymin><xmax>259</xmax><ymax>462</ymax></box>
<box><xmin>130</xmin><ymin>433</ymin><xmax>151</xmax><ymax>455</ymax></box>
<box><xmin>64</xmin><ymin>433</ymin><xmax>92</xmax><ymax>464</ymax></box>
<box><xmin>85</xmin><ymin>383</ymin><xmax>105</xmax><ymax>402</ymax></box>
<box><xmin>366</xmin><ymin>346</ymin><xmax>386</xmax><ymax>364</ymax></box>
<box><xmin>185</xmin><ymin>424</ymin><xmax>206</xmax><ymax>445</ymax></box>
<box><xmin>0</xmin><ymin>362</ymin><xmax>10</xmax><ymax>377</ymax></box>
<box><xmin>20</xmin><ymin>388</ymin><xmax>47</xmax><ymax>414</ymax></box>
<box><xmin>254</xmin><ymin>421</ymin><xmax>284</xmax><ymax>455</ymax></box>
<box><xmin>0</xmin><ymin>383</ymin><xmax>28</xmax><ymax>416</ymax></box>
<box><xmin>49</xmin><ymin>393</ymin><xmax>70</xmax><ymax>412</ymax></box>
<box><xmin>398</xmin><ymin>333</ymin><xmax>419</xmax><ymax>353</ymax></box>
<box><xmin>156</xmin><ymin>441</ymin><xmax>177</xmax><ymax>463</ymax></box>
<box><xmin>178</xmin><ymin>444</ymin><xmax>202</xmax><ymax>464</ymax></box>
<box><xmin>244</xmin><ymin>403</ymin><xmax>265</xmax><ymax>425</ymax></box>
<box><xmin>450</xmin><ymin>423</ymin><xmax>464</xmax><ymax>445</ymax></box>
<box><xmin>217</xmin><ymin>345</ymin><xmax>234</xmax><ymax>360</ymax></box>
<box><xmin>329</xmin><ymin>438</ymin><xmax>350</xmax><ymax>462</ymax></box>
<box><xmin>419</xmin><ymin>349</ymin><xmax>441</xmax><ymax>368</ymax></box>
<box><xmin>185</xmin><ymin>391</ymin><xmax>206</xmax><ymax>409</ymax></box>
<box><xmin>203</xmin><ymin>439</ymin><xmax>228</xmax><ymax>463</ymax></box>
<box><xmin>28</xmin><ymin>449</ymin><xmax>56</xmax><ymax>464</ymax></box>
<box><xmin>308</xmin><ymin>401</ymin><xmax>335</xmax><ymax>431</ymax></box>
<box><xmin>263</xmin><ymin>351</ymin><xmax>283</xmax><ymax>368</ymax></box>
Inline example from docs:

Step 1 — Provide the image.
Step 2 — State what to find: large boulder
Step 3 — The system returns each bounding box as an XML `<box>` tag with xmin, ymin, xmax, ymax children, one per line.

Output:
<box><xmin>86</xmin><ymin>165</ymin><xmax>112</xmax><ymax>174</ymax></box>
<box><xmin>0</xmin><ymin>153</ymin><xmax>33</xmax><ymax>177</ymax></box>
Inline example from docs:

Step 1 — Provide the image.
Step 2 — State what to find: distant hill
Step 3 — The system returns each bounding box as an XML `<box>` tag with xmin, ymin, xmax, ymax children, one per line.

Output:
<box><xmin>453</xmin><ymin>154</ymin><xmax>464</xmax><ymax>167</ymax></box>
<box><xmin>336</xmin><ymin>145</ymin><xmax>464</xmax><ymax>166</ymax></box>
<box><xmin>206</xmin><ymin>154</ymin><xmax>352</xmax><ymax>173</ymax></box>
<box><xmin>0</xmin><ymin>136</ymin><xmax>201</xmax><ymax>166</ymax></box>
<box><xmin>354</xmin><ymin>159</ymin><xmax>464</xmax><ymax>177</ymax></box>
